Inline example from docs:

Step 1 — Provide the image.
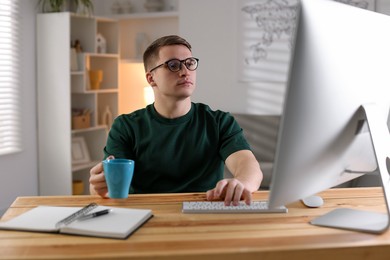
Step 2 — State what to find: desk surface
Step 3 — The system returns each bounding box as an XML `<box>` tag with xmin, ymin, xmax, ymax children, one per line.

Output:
<box><xmin>1</xmin><ymin>187</ymin><xmax>390</xmax><ymax>260</ymax></box>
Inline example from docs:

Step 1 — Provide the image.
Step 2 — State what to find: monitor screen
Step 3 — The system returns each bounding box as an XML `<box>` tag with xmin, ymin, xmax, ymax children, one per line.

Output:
<box><xmin>267</xmin><ymin>0</ymin><xmax>390</xmax><ymax>233</ymax></box>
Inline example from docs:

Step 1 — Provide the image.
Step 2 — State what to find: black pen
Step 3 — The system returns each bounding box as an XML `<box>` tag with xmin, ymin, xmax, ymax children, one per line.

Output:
<box><xmin>78</xmin><ymin>209</ymin><xmax>112</xmax><ymax>221</ymax></box>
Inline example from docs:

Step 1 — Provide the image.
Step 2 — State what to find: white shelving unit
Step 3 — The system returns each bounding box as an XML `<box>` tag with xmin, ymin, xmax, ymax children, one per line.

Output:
<box><xmin>110</xmin><ymin>11</ymin><xmax>178</xmax><ymax>20</ymax></box>
<box><xmin>37</xmin><ymin>12</ymin><xmax>119</xmax><ymax>195</ymax></box>
<box><xmin>37</xmin><ymin>9</ymin><xmax>179</xmax><ymax>195</ymax></box>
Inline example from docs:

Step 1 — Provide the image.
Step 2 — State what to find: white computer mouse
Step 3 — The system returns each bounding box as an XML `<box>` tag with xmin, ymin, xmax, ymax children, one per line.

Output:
<box><xmin>301</xmin><ymin>195</ymin><xmax>324</xmax><ymax>208</ymax></box>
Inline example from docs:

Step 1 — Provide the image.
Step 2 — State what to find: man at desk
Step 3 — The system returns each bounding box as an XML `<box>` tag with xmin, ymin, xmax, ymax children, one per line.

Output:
<box><xmin>89</xmin><ymin>35</ymin><xmax>263</xmax><ymax>206</ymax></box>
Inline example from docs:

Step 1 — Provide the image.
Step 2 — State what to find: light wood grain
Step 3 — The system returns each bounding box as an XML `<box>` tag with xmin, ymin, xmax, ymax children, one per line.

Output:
<box><xmin>1</xmin><ymin>188</ymin><xmax>389</xmax><ymax>260</ymax></box>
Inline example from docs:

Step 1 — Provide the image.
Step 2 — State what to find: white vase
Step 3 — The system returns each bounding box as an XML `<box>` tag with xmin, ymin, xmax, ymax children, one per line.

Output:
<box><xmin>70</xmin><ymin>48</ymin><xmax>78</xmax><ymax>71</ymax></box>
<box><xmin>102</xmin><ymin>106</ymin><xmax>113</xmax><ymax>127</ymax></box>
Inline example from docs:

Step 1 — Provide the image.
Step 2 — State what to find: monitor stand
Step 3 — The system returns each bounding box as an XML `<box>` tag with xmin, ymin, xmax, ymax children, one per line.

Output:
<box><xmin>310</xmin><ymin>104</ymin><xmax>390</xmax><ymax>234</ymax></box>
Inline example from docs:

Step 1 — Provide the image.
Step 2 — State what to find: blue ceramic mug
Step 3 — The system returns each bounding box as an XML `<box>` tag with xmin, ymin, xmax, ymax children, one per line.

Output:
<box><xmin>102</xmin><ymin>158</ymin><xmax>134</xmax><ymax>199</ymax></box>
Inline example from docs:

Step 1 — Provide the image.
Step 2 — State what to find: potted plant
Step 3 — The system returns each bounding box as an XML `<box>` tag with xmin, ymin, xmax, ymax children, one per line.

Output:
<box><xmin>37</xmin><ymin>0</ymin><xmax>94</xmax><ymax>15</ymax></box>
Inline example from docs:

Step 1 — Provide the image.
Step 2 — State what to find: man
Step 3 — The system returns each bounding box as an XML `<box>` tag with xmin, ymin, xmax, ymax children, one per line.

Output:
<box><xmin>89</xmin><ymin>35</ymin><xmax>263</xmax><ymax>205</ymax></box>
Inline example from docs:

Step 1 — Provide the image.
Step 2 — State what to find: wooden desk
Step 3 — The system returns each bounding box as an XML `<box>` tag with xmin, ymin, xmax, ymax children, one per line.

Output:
<box><xmin>1</xmin><ymin>187</ymin><xmax>390</xmax><ymax>260</ymax></box>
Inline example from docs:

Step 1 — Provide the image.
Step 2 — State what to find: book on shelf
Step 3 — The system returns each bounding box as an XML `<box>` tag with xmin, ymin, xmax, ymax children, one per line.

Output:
<box><xmin>0</xmin><ymin>203</ymin><xmax>153</xmax><ymax>239</ymax></box>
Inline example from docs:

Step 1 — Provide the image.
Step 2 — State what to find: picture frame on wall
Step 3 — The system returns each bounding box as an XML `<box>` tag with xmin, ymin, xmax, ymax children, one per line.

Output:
<box><xmin>237</xmin><ymin>0</ymin><xmax>300</xmax><ymax>83</ymax></box>
<box><xmin>71</xmin><ymin>136</ymin><xmax>90</xmax><ymax>165</ymax></box>
<box><xmin>237</xmin><ymin>0</ymin><xmax>375</xmax><ymax>83</ymax></box>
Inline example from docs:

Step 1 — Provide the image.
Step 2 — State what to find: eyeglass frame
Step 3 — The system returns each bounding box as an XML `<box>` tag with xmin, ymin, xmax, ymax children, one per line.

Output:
<box><xmin>149</xmin><ymin>57</ymin><xmax>199</xmax><ymax>73</ymax></box>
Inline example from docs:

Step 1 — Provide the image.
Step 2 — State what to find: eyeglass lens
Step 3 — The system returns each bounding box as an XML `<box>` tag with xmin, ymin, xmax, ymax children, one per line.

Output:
<box><xmin>167</xmin><ymin>58</ymin><xmax>198</xmax><ymax>72</ymax></box>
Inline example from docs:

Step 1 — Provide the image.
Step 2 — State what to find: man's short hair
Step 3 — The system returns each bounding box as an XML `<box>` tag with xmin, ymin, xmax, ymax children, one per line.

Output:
<box><xmin>143</xmin><ymin>35</ymin><xmax>192</xmax><ymax>72</ymax></box>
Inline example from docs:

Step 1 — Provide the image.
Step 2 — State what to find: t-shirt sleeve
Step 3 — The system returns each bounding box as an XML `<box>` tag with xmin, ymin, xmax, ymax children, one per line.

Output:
<box><xmin>103</xmin><ymin>115</ymin><xmax>135</xmax><ymax>160</ymax></box>
<box><xmin>218</xmin><ymin>113</ymin><xmax>251</xmax><ymax>161</ymax></box>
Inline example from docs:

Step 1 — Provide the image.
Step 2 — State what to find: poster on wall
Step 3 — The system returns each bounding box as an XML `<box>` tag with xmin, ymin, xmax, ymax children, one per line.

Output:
<box><xmin>238</xmin><ymin>0</ymin><xmax>299</xmax><ymax>83</ymax></box>
<box><xmin>237</xmin><ymin>0</ymin><xmax>375</xmax><ymax>83</ymax></box>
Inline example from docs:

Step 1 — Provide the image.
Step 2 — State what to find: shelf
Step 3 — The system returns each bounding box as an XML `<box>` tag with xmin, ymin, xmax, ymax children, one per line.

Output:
<box><xmin>109</xmin><ymin>11</ymin><xmax>178</xmax><ymax>20</ymax></box>
<box><xmin>88</xmin><ymin>88</ymin><xmax>118</xmax><ymax>93</ymax></box>
<box><xmin>87</xmin><ymin>53</ymin><xmax>119</xmax><ymax>58</ymax></box>
<box><xmin>72</xmin><ymin>89</ymin><xmax>118</xmax><ymax>94</ymax></box>
<box><xmin>71</xmin><ymin>125</ymin><xmax>107</xmax><ymax>134</ymax></box>
<box><xmin>121</xmin><ymin>58</ymin><xmax>143</xmax><ymax>64</ymax></box>
<box><xmin>71</xmin><ymin>71</ymin><xmax>84</xmax><ymax>75</ymax></box>
<box><xmin>74</xmin><ymin>88</ymin><xmax>118</xmax><ymax>94</ymax></box>
<box><xmin>95</xmin><ymin>16</ymin><xmax>118</xmax><ymax>23</ymax></box>
<box><xmin>72</xmin><ymin>160</ymin><xmax>101</xmax><ymax>172</ymax></box>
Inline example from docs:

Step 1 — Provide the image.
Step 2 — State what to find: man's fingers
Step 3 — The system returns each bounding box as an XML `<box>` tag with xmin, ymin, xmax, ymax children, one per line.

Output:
<box><xmin>206</xmin><ymin>190</ymin><xmax>214</xmax><ymax>201</ymax></box>
<box><xmin>89</xmin><ymin>159</ymin><xmax>110</xmax><ymax>198</ymax></box>
<box><xmin>232</xmin><ymin>184</ymin><xmax>244</xmax><ymax>206</ymax></box>
<box><xmin>214</xmin><ymin>179</ymin><xmax>228</xmax><ymax>198</ymax></box>
<box><xmin>207</xmin><ymin>179</ymin><xmax>253</xmax><ymax>206</ymax></box>
<box><xmin>242</xmin><ymin>189</ymin><xmax>252</xmax><ymax>205</ymax></box>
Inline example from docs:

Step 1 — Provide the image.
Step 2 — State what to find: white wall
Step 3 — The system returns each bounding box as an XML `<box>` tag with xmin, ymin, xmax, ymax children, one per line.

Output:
<box><xmin>0</xmin><ymin>0</ymin><xmax>38</xmax><ymax>215</ymax></box>
<box><xmin>179</xmin><ymin>0</ymin><xmax>241</xmax><ymax>112</ymax></box>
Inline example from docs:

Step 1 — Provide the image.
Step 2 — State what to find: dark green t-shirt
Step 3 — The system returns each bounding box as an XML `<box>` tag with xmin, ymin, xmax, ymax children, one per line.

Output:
<box><xmin>104</xmin><ymin>102</ymin><xmax>251</xmax><ymax>193</ymax></box>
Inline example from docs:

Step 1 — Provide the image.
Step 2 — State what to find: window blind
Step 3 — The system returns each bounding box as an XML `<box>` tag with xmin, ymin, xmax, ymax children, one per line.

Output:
<box><xmin>0</xmin><ymin>0</ymin><xmax>22</xmax><ymax>155</ymax></box>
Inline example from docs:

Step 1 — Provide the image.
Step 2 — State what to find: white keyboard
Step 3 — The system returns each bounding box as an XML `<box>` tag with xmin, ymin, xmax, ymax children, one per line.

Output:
<box><xmin>182</xmin><ymin>201</ymin><xmax>287</xmax><ymax>213</ymax></box>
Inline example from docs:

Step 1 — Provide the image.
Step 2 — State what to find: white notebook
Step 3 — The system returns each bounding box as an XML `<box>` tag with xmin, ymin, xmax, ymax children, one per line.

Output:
<box><xmin>0</xmin><ymin>205</ymin><xmax>153</xmax><ymax>239</ymax></box>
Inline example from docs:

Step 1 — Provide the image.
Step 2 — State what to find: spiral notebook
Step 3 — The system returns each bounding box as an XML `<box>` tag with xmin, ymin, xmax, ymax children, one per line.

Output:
<box><xmin>0</xmin><ymin>203</ymin><xmax>153</xmax><ymax>239</ymax></box>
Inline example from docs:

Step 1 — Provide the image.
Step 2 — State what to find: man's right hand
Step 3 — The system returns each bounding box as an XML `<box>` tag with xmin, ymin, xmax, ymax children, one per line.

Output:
<box><xmin>89</xmin><ymin>156</ymin><xmax>114</xmax><ymax>198</ymax></box>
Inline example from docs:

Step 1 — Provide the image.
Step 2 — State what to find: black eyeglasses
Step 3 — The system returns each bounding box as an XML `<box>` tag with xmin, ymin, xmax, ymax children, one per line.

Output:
<box><xmin>149</xmin><ymin>57</ymin><xmax>199</xmax><ymax>73</ymax></box>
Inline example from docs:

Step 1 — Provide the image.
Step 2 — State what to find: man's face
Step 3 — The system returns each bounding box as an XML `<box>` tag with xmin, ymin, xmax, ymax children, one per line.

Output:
<box><xmin>147</xmin><ymin>45</ymin><xmax>197</xmax><ymax>101</ymax></box>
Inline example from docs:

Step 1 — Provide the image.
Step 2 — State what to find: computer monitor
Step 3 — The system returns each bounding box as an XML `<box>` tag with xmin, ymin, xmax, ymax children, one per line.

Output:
<box><xmin>268</xmin><ymin>0</ymin><xmax>390</xmax><ymax>233</ymax></box>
